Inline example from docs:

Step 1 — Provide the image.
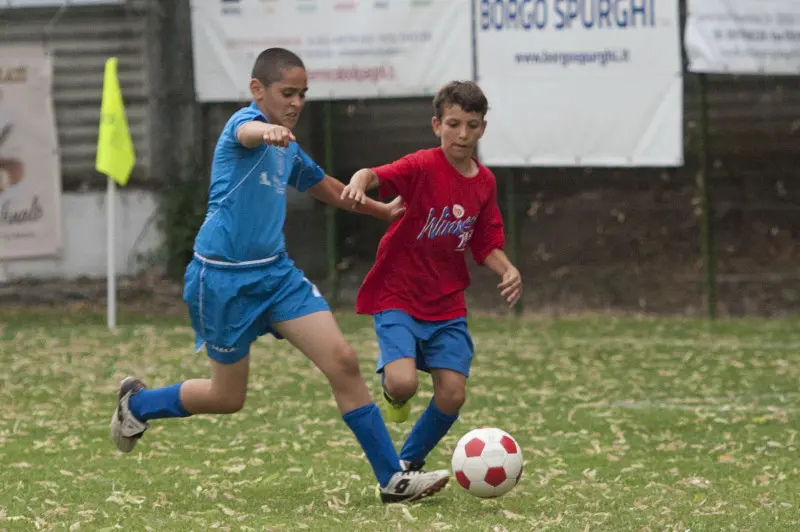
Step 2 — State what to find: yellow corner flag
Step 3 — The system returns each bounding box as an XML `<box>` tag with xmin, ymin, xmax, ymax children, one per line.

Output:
<box><xmin>96</xmin><ymin>57</ymin><xmax>135</xmax><ymax>186</ymax></box>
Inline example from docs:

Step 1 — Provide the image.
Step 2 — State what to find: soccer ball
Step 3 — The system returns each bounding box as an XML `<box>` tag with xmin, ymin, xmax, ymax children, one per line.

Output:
<box><xmin>451</xmin><ymin>427</ymin><xmax>523</xmax><ymax>498</ymax></box>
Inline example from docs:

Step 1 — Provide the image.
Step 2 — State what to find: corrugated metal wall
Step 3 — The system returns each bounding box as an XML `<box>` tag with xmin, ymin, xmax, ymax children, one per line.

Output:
<box><xmin>0</xmin><ymin>1</ymin><xmax>150</xmax><ymax>187</ymax></box>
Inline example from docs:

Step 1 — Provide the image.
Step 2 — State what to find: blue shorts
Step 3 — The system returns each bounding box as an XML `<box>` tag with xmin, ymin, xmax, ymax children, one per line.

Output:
<box><xmin>373</xmin><ymin>310</ymin><xmax>475</xmax><ymax>377</ymax></box>
<box><xmin>182</xmin><ymin>252</ymin><xmax>330</xmax><ymax>364</ymax></box>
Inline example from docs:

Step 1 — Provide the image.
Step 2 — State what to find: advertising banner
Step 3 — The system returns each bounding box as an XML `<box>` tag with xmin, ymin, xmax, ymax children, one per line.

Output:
<box><xmin>685</xmin><ymin>0</ymin><xmax>800</xmax><ymax>75</ymax></box>
<box><xmin>0</xmin><ymin>45</ymin><xmax>62</xmax><ymax>259</ymax></box>
<box><xmin>190</xmin><ymin>0</ymin><xmax>472</xmax><ymax>101</ymax></box>
<box><xmin>475</xmin><ymin>0</ymin><xmax>684</xmax><ymax>167</ymax></box>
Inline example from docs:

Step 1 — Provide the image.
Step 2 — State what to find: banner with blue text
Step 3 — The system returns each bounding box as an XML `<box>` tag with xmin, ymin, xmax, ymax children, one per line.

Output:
<box><xmin>190</xmin><ymin>0</ymin><xmax>472</xmax><ymax>101</ymax></box>
<box><xmin>475</xmin><ymin>0</ymin><xmax>683</xmax><ymax>167</ymax></box>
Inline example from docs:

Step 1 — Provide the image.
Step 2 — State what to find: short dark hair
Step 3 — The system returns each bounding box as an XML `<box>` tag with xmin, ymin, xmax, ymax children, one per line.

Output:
<box><xmin>433</xmin><ymin>81</ymin><xmax>488</xmax><ymax>120</ymax></box>
<box><xmin>251</xmin><ymin>48</ymin><xmax>305</xmax><ymax>87</ymax></box>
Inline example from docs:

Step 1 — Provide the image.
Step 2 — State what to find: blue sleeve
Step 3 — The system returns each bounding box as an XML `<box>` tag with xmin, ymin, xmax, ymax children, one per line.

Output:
<box><xmin>222</xmin><ymin>107</ymin><xmax>265</xmax><ymax>149</ymax></box>
<box><xmin>288</xmin><ymin>147</ymin><xmax>325</xmax><ymax>192</ymax></box>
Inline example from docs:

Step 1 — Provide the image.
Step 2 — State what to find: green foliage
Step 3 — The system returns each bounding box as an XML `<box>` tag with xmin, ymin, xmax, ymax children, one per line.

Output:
<box><xmin>157</xmin><ymin>160</ymin><xmax>208</xmax><ymax>279</ymax></box>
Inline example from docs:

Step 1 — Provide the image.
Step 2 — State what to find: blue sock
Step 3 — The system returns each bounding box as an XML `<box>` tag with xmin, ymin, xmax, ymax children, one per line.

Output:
<box><xmin>342</xmin><ymin>403</ymin><xmax>401</xmax><ymax>487</ymax></box>
<box><xmin>128</xmin><ymin>383</ymin><xmax>191</xmax><ymax>422</ymax></box>
<box><xmin>399</xmin><ymin>399</ymin><xmax>459</xmax><ymax>464</ymax></box>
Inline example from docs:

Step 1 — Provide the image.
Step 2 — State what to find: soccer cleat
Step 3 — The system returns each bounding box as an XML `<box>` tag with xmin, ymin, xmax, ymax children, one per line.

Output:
<box><xmin>382</xmin><ymin>389</ymin><xmax>411</xmax><ymax>424</ymax></box>
<box><xmin>109</xmin><ymin>376</ymin><xmax>149</xmax><ymax>453</ymax></box>
<box><xmin>379</xmin><ymin>468</ymin><xmax>450</xmax><ymax>503</ymax></box>
<box><xmin>400</xmin><ymin>459</ymin><xmax>425</xmax><ymax>472</ymax></box>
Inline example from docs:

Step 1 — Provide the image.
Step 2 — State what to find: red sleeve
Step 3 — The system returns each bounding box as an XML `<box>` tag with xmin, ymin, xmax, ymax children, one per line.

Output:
<box><xmin>372</xmin><ymin>152</ymin><xmax>420</xmax><ymax>200</ymax></box>
<box><xmin>469</xmin><ymin>176</ymin><xmax>505</xmax><ymax>265</ymax></box>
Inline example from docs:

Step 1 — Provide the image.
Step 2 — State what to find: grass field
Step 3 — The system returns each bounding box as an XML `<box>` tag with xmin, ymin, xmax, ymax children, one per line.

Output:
<box><xmin>2</xmin><ymin>307</ymin><xmax>800</xmax><ymax>531</ymax></box>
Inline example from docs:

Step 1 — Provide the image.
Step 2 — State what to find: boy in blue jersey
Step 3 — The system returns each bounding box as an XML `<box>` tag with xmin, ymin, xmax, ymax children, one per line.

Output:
<box><xmin>109</xmin><ymin>48</ymin><xmax>449</xmax><ymax>503</ymax></box>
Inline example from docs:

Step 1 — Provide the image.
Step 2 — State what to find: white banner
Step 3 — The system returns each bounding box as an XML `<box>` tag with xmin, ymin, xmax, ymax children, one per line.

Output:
<box><xmin>685</xmin><ymin>0</ymin><xmax>800</xmax><ymax>75</ymax></box>
<box><xmin>0</xmin><ymin>45</ymin><xmax>62</xmax><ymax>260</ymax></box>
<box><xmin>3</xmin><ymin>0</ymin><xmax>123</xmax><ymax>6</ymax></box>
<box><xmin>475</xmin><ymin>0</ymin><xmax>683</xmax><ymax>167</ymax></box>
<box><xmin>189</xmin><ymin>0</ymin><xmax>472</xmax><ymax>101</ymax></box>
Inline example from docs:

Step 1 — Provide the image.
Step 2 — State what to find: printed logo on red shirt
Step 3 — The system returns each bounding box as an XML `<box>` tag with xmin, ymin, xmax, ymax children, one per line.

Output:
<box><xmin>417</xmin><ymin>205</ymin><xmax>477</xmax><ymax>251</ymax></box>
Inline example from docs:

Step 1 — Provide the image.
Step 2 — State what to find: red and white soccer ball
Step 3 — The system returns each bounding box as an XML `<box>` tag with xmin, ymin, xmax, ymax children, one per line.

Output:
<box><xmin>451</xmin><ymin>427</ymin><xmax>523</xmax><ymax>498</ymax></box>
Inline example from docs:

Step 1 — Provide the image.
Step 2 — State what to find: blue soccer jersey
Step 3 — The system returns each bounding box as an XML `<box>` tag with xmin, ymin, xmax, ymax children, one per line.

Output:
<box><xmin>193</xmin><ymin>102</ymin><xmax>324</xmax><ymax>263</ymax></box>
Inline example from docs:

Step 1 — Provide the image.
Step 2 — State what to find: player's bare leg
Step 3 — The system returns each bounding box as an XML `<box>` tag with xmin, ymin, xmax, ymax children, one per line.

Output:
<box><xmin>381</xmin><ymin>358</ymin><xmax>417</xmax><ymax>423</ymax></box>
<box><xmin>180</xmin><ymin>355</ymin><xmax>250</xmax><ymax>414</ymax></box>
<box><xmin>273</xmin><ymin>311</ymin><xmax>372</xmax><ymax>413</ymax></box>
<box><xmin>110</xmin><ymin>355</ymin><xmax>249</xmax><ymax>452</ymax></box>
<box><xmin>273</xmin><ymin>311</ymin><xmax>450</xmax><ymax>502</ymax></box>
<box><xmin>398</xmin><ymin>368</ymin><xmax>466</xmax><ymax>471</ymax></box>
<box><xmin>431</xmin><ymin>368</ymin><xmax>466</xmax><ymax>415</ymax></box>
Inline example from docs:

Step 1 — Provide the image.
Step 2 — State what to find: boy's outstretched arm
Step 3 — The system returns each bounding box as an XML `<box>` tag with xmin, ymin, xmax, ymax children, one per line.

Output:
<box><xmin>482</xmin><ymin>249</ymin><xmax>523</xmax><ymax>308</ymax></box>
<box><xmin>309</xmin><ymin>174</ymin><xmax>404</xmax><ymax>222</ymax></box>
<box><xmin>340</xmin><ymin>168</ymin><xmax>379</xmax><ymax>207</ymax></box>
<box><xmin>236</xmin><ymin>122</ymin><xmax>295</xmax><ymax>148</ymax></box>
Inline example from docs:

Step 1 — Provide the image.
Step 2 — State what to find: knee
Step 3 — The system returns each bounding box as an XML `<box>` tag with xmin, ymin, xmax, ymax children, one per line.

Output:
<box><xmin>384</xmin><ymin>371</ymin><xmax>418</xmax><ymax>402</ymax></box>
<box><xmin>216</xmin><ymin>394</ymin><xmax>246</xmax><ymax>414</ymax></box>
<box><xmin>326</xmin><ymin>342</ymin><xmax>362</xmax><ymax>380</ymax></box>
<box><xmin>435</xmin><ymin>384</ymin><xmax>466</xmax><ymax>413</ymax></box>
<box><xmin>207</xmin><ymin>386</ymin><xmax>246</xmax><ymax>414</ymax></box>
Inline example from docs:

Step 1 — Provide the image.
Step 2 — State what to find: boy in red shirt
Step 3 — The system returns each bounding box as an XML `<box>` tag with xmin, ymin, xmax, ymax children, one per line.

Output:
<box><xmin>340</xmin><ymin>81</ymin><xmax>522</xmax><ymax>470</ymax></box>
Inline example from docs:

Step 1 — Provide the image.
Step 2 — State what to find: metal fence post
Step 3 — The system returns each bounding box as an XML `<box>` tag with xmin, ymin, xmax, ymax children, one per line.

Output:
<box><xmin>505</xmin><ymin>169</ymin><xmax>523</xmax><ymax>316</ymax></box>
<box><xmin>323</xmin><ymin>101</ymin><xmax>339</xmax><ymax>307</ymax></box>
<box><xmin>697</xmin><ymin>73</ymin><xmax>716</xmax><ymax>319</ymax></box>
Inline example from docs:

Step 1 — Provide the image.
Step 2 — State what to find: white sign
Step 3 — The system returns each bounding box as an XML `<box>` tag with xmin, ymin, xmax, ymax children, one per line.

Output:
<box><xmin>475</xmin><ymin>0</ymin><xmax>683</xmax><ymax>167</ymax></box>
<box><xmin>0</xmin><ymin>45</ymin><xmax>62</xmax><ymax>259</ymax></box>
<box><xmin>190</xmin><ymin>0</ymin><xmax>472</xmax><ymax>101</ymax></box>
<box><xmin>685</xmin><ymin>0</ymin><xmax>800</xmax><ymax>75</ymax></box>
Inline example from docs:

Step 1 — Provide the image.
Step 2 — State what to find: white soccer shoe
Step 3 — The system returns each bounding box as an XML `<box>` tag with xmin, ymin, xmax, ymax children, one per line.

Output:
<box><xmin>379</xmin><ymin>468</ymin><xmax>450</xmax><ymax>503</ymax></box>
<box><xmin>109</xmin><ymin>376</ymin><xmax>149</xmax><ymax>453</ymax></box>
<box><xmin>400</xmin><ymin>459</ymin><xmax>425</xmax><ymax>471</ymax></box>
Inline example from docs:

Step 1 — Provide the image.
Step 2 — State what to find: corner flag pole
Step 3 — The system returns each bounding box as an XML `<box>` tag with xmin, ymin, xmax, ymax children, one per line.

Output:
<box><xmin>107</xmin><ymin>178</ymin><xmax>116</xmax><ymax>328</ymax></box>
<box><xmin>96</xmin><ymin>57</ymin><xmax>135</xmax><ymax>329</ymax></box>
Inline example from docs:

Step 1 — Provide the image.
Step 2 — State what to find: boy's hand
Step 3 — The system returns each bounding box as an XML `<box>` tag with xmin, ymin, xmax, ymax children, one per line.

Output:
<box><xmin>498</xmin><ymin>267</ymin><xmax>522</xmax><ymax>307</ymax></box>
<box><xmin>384</xmin><ymin>195</ymin><xmax>406</xmax><ymax>223</ymax></box>
<box><xmin>262</xmin><ymin>125</ymin><xmax>295</xmax><ymax>147</ymax></box>
<box><xmin>341</xmin><ymin>180</ymin><xmax>367</xmax><ymax>208</ymax></box>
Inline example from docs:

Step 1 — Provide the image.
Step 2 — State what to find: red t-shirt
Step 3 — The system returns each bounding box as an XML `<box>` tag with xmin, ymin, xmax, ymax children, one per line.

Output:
<box><xmin>355</xmin><ymin>147</ymin><xmax>505</xmax><ymax>321</ymax></box>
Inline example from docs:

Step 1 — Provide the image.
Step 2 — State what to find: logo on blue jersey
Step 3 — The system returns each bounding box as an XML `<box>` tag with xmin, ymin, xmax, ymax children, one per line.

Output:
<box><xmin>259</xmin><ymin>171</ymin><xmax>286</xmax><ymax>195</ymax></box>
<box><xmin>417</xmin><ymin>205</ymin><xmax>477</xmax><ymax>251</ymax></box>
